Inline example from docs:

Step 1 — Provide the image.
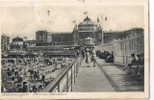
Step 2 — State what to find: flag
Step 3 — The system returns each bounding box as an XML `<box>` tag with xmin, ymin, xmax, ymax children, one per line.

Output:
<box><xmin>72</xmin><ymin>20</ymin><xmax>76</xmax><ymax>24</ymax></box>
<box><xmin>47</xmin><ymin>10</ymin><xmax>50</xmax><ymax>16</ymax></box>
<box><xmin>97</xmin><ymin>17</ymin><xmax>100</xmax><ymax>23</ymax></box>
<box><xmin>83</xmin><ymin>11</ymin><xmax>88</xmax><ymax>15</ymax></box>
<box><xmin>82</xmin><ymin>0</ymin><xmax>85</xmax><ymax>2</ymax></box>
<box><xmin>78</xmin><ymin>0</ymin><xmax>85</xmax><ymax>3</ymax></box>
<box><xmin>105</xmin><ymin>16</ymin><xmax>107</xmax><ymax>21</ymax></box>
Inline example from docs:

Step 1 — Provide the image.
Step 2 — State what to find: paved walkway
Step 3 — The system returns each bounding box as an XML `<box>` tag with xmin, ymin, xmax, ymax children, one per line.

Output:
<box><xmin>72</xmin><ymin>59</ymin><xmax>114</xmax><ymax>92</ymax></box>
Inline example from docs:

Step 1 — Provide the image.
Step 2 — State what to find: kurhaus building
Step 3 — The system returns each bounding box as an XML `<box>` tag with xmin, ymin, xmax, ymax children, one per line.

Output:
<box><xmin>35</xmin><ymin>16</ymin><xmax>103</xmax><ymax>46</ymax></box>
<box><xmin>74</xmin><ymin>16</ymin><xmax>103</xmax><ymax>45</ymax></box>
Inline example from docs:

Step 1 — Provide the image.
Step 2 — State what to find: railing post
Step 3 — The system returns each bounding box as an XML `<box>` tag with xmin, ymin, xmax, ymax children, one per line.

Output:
<box><xmin>76</xmin><ymin>62</ymin><xmax>78</xmax><ymax>77</ymax></box>
<box><xmin>57</xmin><ymin>83</ymin><xmax>60</xmax><ymax>92</ymax></box>
<box><xmin>71</xmin><ymin>66</ymin><xmax>73</xmax><ymax>91</ymax></box>
<box><xmin>74</xmin><ymin>63</ymin><xmax>76</xmax><ymax>83</ymax></box>
<box><xmin>41</xmin><ymin>59</ymin><xmax>79</xmax><ymax>92</ymax></box>
<box><xmin>66</xmin><ymin>72</ymin><xmax>69</xmax><ymax>92</ymax></box>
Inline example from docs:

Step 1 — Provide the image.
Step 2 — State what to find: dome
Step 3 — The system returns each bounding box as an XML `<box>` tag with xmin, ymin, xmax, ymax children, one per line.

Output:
<box><xmin>79</xmin><ymin>16</ymin><xmax>95</xmax><ymax>25</ymax></box>
<box><xmin>12</xmin><ymin>37</ymin><xmax>23</xmax><ymax>42</ymax></box>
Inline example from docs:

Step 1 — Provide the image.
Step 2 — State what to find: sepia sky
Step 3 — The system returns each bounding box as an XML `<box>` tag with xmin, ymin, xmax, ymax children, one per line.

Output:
<box><xmin>0</xmin><ymin>5</ymin><xmax>144</xmax><ymax>39</ymax></box>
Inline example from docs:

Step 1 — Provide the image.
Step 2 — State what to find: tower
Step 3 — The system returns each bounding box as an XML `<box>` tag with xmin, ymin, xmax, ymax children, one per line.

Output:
<box><xmin>97</xmin><ymin>16</ymin><xmax>104</xmax><ymax>44</ymax></box>
<box><xmin>72</xmin><ymin>24</ymin><xmax>79</xmax><ymax>45</ymax></box>
<box><xmin>36</xmin><ymin>30</ymin><xmax>48</xmax><ymax>42</ymax></box>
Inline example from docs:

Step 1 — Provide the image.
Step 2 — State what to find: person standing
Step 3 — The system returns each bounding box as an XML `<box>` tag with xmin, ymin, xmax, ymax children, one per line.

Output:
<box><xmin>85</xmin><ymin>51</ymin><xmax>89</xmax><ymax>64</ymax></box>
<box><xmin>91</xmin><ymin>55</ymin><xmax>96</xmax><ymax>67</ymax></box>
<box><xmin>128</xmin><ymin>54</ymin><xmax>137</xmax><ymax>68</ymax></box>
<box><xmin>126</xmin><ymin>54</ymin><xmax>137</xmax><ymax>75</ymax></box>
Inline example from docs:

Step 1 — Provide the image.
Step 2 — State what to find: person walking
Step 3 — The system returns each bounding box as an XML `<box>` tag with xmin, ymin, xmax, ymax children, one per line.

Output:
<box><xmin>91</xmin><ymin>48</ymin><xmax>96</xmax><ymax>68</ymax></box>
<box><xmin>85</xmin><ymin>51</ymin><xmax>89</xmax><ymax>64</ymax></box>
<box><xmin>91</xmin><ymin>55</ymin><xmax>96</xmax><ymax>68</ymax></box>
<box><xmin>136</xmin><ymin>54</ymin><xmax>144</xmax><ymax>79</ymax></box>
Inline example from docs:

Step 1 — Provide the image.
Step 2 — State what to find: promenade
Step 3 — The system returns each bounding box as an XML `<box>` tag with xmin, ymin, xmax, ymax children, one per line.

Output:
<box><xmin>72</xmin><ymin>57</ymin><xmax>144</xmax><ymax>92</ymax></box>
<box><xmin>72</xmin><ymin>59</ymin><xmax>114</xmax><ymax>92</ymax></box>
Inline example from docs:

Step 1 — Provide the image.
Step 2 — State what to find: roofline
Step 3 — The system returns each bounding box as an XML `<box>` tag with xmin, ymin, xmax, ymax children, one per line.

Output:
<box><xmin>104</xmin><ymin>27</ymin><xmax>144</xmax><ymax>33</ymax></box>
<box><xmin>48</xmin><ymin>32</ymin><xmax>73</xmax><ymax>35</ymax></box>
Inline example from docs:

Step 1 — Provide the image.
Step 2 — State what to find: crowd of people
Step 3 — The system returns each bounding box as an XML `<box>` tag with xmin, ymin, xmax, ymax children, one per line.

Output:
<box><xmin>124</xmin><ymin>53</ymin><xmax>144</xmax><ymax>80</ymax></box>
<box><xmin>2</xmin><ymin>56</ymin><xmax>74</xmax><ymax>92</ymax></box>
<box><xmin>1</xmin><ymin>46</ymin><xmax>144</xmax><ymax>92</ymax></box>
<box><xmin>81</xmin><ymin>47</ymin><xmax>96</xmax><ymax>67</ymax></box>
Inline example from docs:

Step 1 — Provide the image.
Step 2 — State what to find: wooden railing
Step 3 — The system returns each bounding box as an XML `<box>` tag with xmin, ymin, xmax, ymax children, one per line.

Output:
<box><xmin>41</xmin><ymin>57</ymin><xmax>81</xmax><ymax>92</ymax></box>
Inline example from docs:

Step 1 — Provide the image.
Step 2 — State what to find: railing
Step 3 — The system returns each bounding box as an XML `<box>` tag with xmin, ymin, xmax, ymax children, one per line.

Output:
<box><xmin>41</xmin><ymin>57</ymin><xmax>81</xmax><ymax>92</ymax></box>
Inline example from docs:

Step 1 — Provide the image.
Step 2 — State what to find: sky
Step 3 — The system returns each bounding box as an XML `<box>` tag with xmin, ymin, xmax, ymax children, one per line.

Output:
<box><xmin>0</xmin><ymin>5</ymin><xmax>144</xmax><ymax>40</ymax></box>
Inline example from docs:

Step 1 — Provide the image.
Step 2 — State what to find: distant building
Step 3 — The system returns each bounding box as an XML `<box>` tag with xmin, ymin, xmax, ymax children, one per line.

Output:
<box><xmin>10</xmin><ymin>37</ymin><xmax>24</xmax><ymax>50</ymax></box>
<box><xmin>74</xmin><ymin>16</ymin><xmax>103</xmax><ymax>45</ymax></box>
<box><xmin>1</xmin><ymin>34</ymin><xmax>10</xmax><ymax>54</ymax></box>
<box><xmin>101</xmin><ymin>28</ymin><xmax>144</xmax><ymax>65</ymax></box>
<box><xmin>35</xmin><ymin>16</ymin><xmax>103</xmax><ymax>46</ymax></box>
<box><xmin>35</xmin><ymin>30</ymin><xmax>51</xmax><ymax>46</ymax></box>
<box><xmin>51</xmin><ymin>32</ymin><xmax>74</xmax><ymax>45</ymax></box>
<box><xmin>47</xmin><ymin>34</ymin><xmax>52</xmax><ymax>43</ymax></box>
<box><xmin>35</xmin><ymin>31</ymin><xmax>75</xmax><ymax>46</ymax></box>
<box><xmin>27</xmin><ymin>45</ymin><xmax>77</xmax><ymax>57</ymax></box>
<box><xmin>103</xmin><ymin>31</ymin><xmax>124</xmax><ymax>43</ymax></box>
<box><xmin>24</xmin><ymin>40</ymin><xmax>37</xmax><ymax>47</ymax></box>
<box><xmin>36</xmin><ymin>30</ymin><xmax>48</xmax><ymax>42</ymax></box>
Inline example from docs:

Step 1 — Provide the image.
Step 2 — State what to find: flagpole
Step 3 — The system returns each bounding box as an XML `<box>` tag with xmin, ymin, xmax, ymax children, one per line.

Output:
<box><xmin>83</xmin><ymin>11</ymin><xmax>88</xmax><ymax>17</ymax></box>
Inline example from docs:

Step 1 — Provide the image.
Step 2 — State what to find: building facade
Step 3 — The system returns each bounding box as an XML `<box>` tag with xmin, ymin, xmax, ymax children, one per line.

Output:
<box><xmin>10</xmin><ymin>37</ymin><xmax>24</xmax><ymax>50</ymax></box>
<box><xmin>1</xmin><ymin>34</ymin><xmax>10</xmax><ymax>54</ymax></box>
<box><xmin>24</xmin><ymin>40</ymin><xmax>37</xmax><ymax>47</ymax></box>
<box><xmin>103</xmin><ymin>31</ymin><xmax>124</xmax><ymax>43</ymax></box>
<box><xmin>34</xmin><ymin>17</ymin><xmax>103</xmax><ymax>46</ymax></box>
<box><xmin>74</xmin><ymin>16</ymin><xmax>103</xmax><ymax>46</ymax></box>
<box><xmin>35</xmin><ymin>31</ymin><xmax>75</xmax><ymax>46</ymax></box>
<box><xmin>51</xmin><ymin>32</ymin><xmax>74</xmax><ymax>45</ymax></box>
<box><xmin>101</xmin><ymin>28</ymin><xmax>144</xmax><ymax>65</ymax></box>
<box><xmin>36</xmin><ymin>30</ymin><xmax>48</xmax><ymax>42</ymax></box>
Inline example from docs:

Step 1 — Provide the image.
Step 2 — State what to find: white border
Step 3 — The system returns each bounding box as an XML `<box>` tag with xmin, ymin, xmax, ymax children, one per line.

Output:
<box><xmin>150</xmin><ymin>0</ymin><xmax>154</xmax><ymax>99</ymax></box>
<box><xmin>0</xmin><ymin>0</ymin><xmax>150</xmax><ymax>99</ymax></box>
